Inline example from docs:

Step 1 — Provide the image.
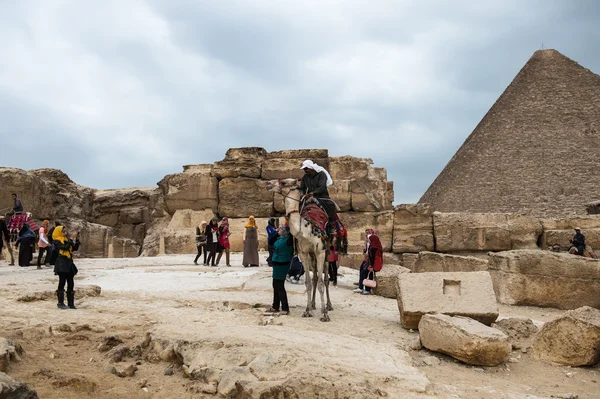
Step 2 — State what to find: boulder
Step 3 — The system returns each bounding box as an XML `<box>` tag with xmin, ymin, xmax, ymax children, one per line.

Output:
<box><xmin>0</xmin><ymin>371</ymin><xmax>39</xmax><ymax>399</ymax></box>
<box><xmin>328</xmin><ymin>156</ymin><xmax>373</xmax><ymax>181</ymax></box>
<box><xmin>157</xmin><ymin>165</ymin><xmax>218</xmax><ymax>215</ymax></box>
<box><xmin>110</xmin><ymin>237</ymin><xmax>141</xmax><ymax>258</ymax></box>
<box><xmin>212</xmin><ymin>159</ymin><xmax>262</xmax><ymax>179</ymax></box>
<box><xmin>488</xmin><ymin>250</ymin><xmax>600</xmax><ymax>309</ymax></box>
<box><xmin>419</xmin><ymin>314</ymin><xmax>511</xmax><ymax>366</ymax></box>
<box><xmin>413</xmin><ymin>252</ymin><xmax>488</xmax><ymax>273</ymax></box>
<box><xmin>61</xmin><ymin>218</ymin><xmax>114</xmax><ymax>258</ymax></box>
<box><xmin>492</xmin><ymin>317</ymin><xmax>538</xmax><ymax>349</ymax></box>
<box><xmin>433</xmin><ymin>213</ymin><xmax>511</xmax><ymax>252</ymax></box>
<box><xmin>337</xmin><ymin>252</ymin><xmax>365</xmax><ymax>270</ymax></box>
<box><xmin>396</xmin><ymin>271</ymin><xmax>499</xmax><ymax>329</ymax></box>
<box><xmin>224</xmin><ymin>147</ymin><xmax>268</xmax><ymax>160</ymax></box>
<box><xmin>218</xmin><ymin>178</ymin><xmax>274</xmax><ymax>218</ymax></box>
<box><xmin>507</xmin><ymin>215</ymin><xmax>543</xmax><ymax>249</ymax></box>
<box><xmin>373</xmin><ymin>265</ymin><xmax>410</xmax><ymax>299</ymax></box>
<box><xmin>350</xmin><ymin>180</ymin><xmax>394</xmax><ymax>212</ymax></box>
<box><xmin>393</xmin><ymin>204</ymin><xmax>434</xmax><ymax>253</ymax></box>
<box><xmin>0</xmin><ymin>338</ymin><xmax>22</xmax><ymax>372</ymax></box>
<box><xmin>532</xmin><ymin>306</ymin><xmax>600</xmax><ymax>366</ymax></box>
<box><xmin>337</xmin><ymin>211</ymin><xmax>394</xmax><ymax>252</ymax></box>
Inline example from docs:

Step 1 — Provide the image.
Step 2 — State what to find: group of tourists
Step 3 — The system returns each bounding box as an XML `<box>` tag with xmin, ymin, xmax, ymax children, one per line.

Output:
<box><xmin>194</xmin><ymin>217</ymin><xmax>232</xmax><ymax>266</ymax></box>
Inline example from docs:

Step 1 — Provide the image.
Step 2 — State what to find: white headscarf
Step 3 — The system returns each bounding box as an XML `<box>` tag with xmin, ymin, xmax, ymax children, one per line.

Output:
<box><xmin>300</xmin><ymin>160</ymin><xmax>333</xmax><ymax>186</ymax></box>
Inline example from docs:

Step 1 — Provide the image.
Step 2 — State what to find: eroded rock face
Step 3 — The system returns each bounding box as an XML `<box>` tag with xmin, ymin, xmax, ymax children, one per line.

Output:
<box><xmin>0</xmin><ymin>371</ymin><xmax>39</xmax><ymax>399</ymax></box>
<box><xmin>158</xmin><ymin>165</ymin><xmax>218</xmax><ymax>215</ymax></box>
<box><xmin>532</xmin><ymin>306</ymin><xmax>600</xmax><ymax>366</ymax></box>
<box><xmin>218</xmin><ymin>178</ymin><xmax>274</xmax><ymax>218</ymax></box>
<box><xmin>419</xmin><ymin>314</ymin><xmax>511</xmax><ymax>366</ymax></box>
<box><xmin>393</xmin><ymin>204</ymin><xmax>434</xmax><ymax>253</ymax></box>
<box><xmin>0</xmin><ymin>338</ymin><xmax>23</xmax><ymax>372</ymax></box>
<box><xmin>488</xmin><ymin>250</ymin><xmax>600</xmax><ymax>309</ymax></box>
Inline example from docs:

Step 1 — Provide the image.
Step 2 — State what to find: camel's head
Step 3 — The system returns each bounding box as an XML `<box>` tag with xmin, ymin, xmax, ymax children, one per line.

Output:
<box><xmin>265</xmin><ymin>178</ymin><xmax>299</xmax><ymax>193</ymax></box>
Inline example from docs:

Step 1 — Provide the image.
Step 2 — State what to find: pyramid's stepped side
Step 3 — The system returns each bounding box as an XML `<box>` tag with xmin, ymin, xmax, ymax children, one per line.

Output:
<box><xmin>0</xmin><ymin>148</ymin><xmax>394</xmax><ymax>257</ymax></box>
<box><xmin>420</xmin><ymin>49</ymin><xmax>600</xmax><ymax>217</ymax></box>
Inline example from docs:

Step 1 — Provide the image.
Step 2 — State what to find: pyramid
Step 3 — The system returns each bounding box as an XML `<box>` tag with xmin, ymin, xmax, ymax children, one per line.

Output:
<box><xmin>419</xmin><ymin>49</ymin><xmax>600</xmax><ymax>217</ymax></box>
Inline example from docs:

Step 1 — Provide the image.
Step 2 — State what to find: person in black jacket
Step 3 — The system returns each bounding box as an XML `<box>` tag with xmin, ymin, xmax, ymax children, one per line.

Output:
<box><xmin>570</xmin><ymin>227</ymin><xmax>586</xmax><ymax>256</ymax></box>
<box><xmin>0</xmin><ymin>214</ymin><xmax>14</xmax><ymax>265</ymax></box>
<box><xmin>205</xmin><ymin>218</ymin><xmax>219</xmax><ymax>267</ymax></box>
<box><xmin>52</xmin><ymin>226</ymin><xmax>80</xmax><ymax>309</ymax></box>
<box><xmin>47</xmin><ymin>220</ymin><xmax>62</xmax><ymax>266</ymax></box>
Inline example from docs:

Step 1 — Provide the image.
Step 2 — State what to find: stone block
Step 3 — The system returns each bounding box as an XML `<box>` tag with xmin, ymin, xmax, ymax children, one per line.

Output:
<box><xmin>413</xmin><ymin>252</ymin><xmax>488</xmax><ymax>273</ymax></box>
<box><xmin>212</xmin><ymin>159</ymin><xmax>262</xmax><ymax>179</ymax></box>
<box><xmin>267</xmin><ymin>149</ymin><xmax>328</xmax><ymax>160</ymax></box>
<box><xmin>261</xmin><ymin>157</ymin><xmax>328</xmax><ymax>180</ymax></box>
<box><xmin>329</xmin><ymin>180</ymin><xmax>352</xmax><ymax>212</ymax></box>
<box><xmin>393</xmin><ymin>204</ymin><xmax>434</xmax><ymax>253</ymax></box>
<box><xmin>167</xmin><ymin>210</ymin><xmax>216</xmax><ymax>230</ymax></box>
<box><xmin>532</xmin><ymin>306</ymin><xmax>600</xmax><ymax>366</ymax></box>
<box><xmin>218</xmin><ymin>178</ymin><xmax>274</xmax><ymax>218</ymax></box>
<box><xmin>402</xmin><ymin>253</ymin><xmax>419</xmax><ymax>272</ymax></box>
<box><xmin>373</xmin><ymin>265</ymin><xmax>410</xmax><ymax>299</ymax></box>
<box><xmin>111</xmin><ymin>237</ymin><xmax>141</xmax><ymax>258</ymax></box>
<box><xmin>433</xmin><ymin>213</ymin><xmax>511</xmax><ymax>252</ymax></box>
<box><xmin>94</xmin><ymin>213</ymin><xmax>119</xmax><ymax>227</ymax></box>
<box><xmin>118</xmin><ymin>208</ymin><xmax>144</xmax><ymax>225</ymax></box>
<box><xmin>337</xmin><ymin>252</ymin><xmax>365</xmax><ymax>270</ymax></box>
<box><xmin>419</xmin><ymin>314</ymin><xmax>511</xmax><ymax>366</ymax></box>
<box><xmin>328</xmin><ymin>156</ymin><xmax>372</xmax><ymax>181</ymax></box>
<box><xmin>351</xmin><ymin>180</ymin><xmax>393</xmax><ymax>212</ymax></box>
<box><xmin>158</xmin><ymin>168</ymin><xmax>218</xmax><ymax>214</ymax></box>
<box><xmin>488</xmin><ymin>250</ymin><xmax>600</xmax><ymax>309</ymax></box>
<box><xmin>225</xmin><ymin>147</ymin><xmax>268</xmax><ymax>160</ymax></box>
<box><xmin>507</xmin><ymin>214</ymin><xmax>543</xmax><ymax>249</ymax></box>
<box><xmin>396</xmin><ymin>271</ymin><xmax>499</xmax><ymax>329</ymax></box>
<box><xmin>337</xmin><ymin>211</ymin><xmax>394</xmax><ymax>252</ymax></box>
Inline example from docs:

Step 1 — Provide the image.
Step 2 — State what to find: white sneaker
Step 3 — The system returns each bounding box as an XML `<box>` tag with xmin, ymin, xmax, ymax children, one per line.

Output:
<box><xmin>352</xmin><ymin>288</ymin><xmax>363</xmax><ymax>293</ymax></box>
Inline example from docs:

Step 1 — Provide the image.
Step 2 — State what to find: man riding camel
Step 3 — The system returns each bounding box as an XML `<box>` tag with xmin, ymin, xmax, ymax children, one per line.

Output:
<box><xmin>299</xmin><ymin>159</ymin><xmax>338</xmax><ymax>234</ymax></box>
<box><xmin>12</xmin><ymin>193</ymin><xmax>23</xmax><ymax>214</ymax></box>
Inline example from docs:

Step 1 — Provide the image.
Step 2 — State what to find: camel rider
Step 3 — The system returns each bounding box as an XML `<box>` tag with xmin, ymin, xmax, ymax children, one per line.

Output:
<box><xmin>12</xmin><ymin>193</ymin><xmax>23</xmax><ymax>214</ymax></box>
<box><xmin>299</xmin><ymin>160</ymin><xmax>337</xmax><ymax>232</ymax></box>
<box><xmin>570</xmin><ymin>227</ymin><xmax>585</xmax><ymax>256</ymax></box>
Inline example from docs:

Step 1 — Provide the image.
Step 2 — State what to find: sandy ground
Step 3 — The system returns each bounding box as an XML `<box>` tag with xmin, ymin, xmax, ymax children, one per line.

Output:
<box><xmin>0</xmin><ymin>253</ymin><xmax>598</xmax><ymax>399</ymax></box>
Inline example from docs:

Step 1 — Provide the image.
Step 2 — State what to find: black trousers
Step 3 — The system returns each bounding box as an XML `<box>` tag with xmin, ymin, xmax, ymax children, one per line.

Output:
<box><xmin>37</xmin><ymin>247</ymin><xmax>49</xmax><ymax>266</ymax></box>
<box><xmin>206</xmin><ymin>243</ymin><xmax>218</xmax><ymax>266</ymax></box>
<box><xmin>328</xmin><ymin>261</ymin><xmax>338</xmax><ymax>285</ymax></box>
<box><xmin>358</xmin><ymin>267</ymin><xmax>375</xmax><ymax>292</ymax></box>
<box><xmin>194</xmin><ymin>244</ymin><xmax>207</xmax><ymax>264</ymax></box>
<box><xmin>57</xmin><ymin>273</ymin><xmax>75</xmax><ymax>292</ymax></box>
<box><xmin>272</xmin><ymin>279</ymin><xmax>289</xmax><ymax>312</ymax></box>
<box><xmin>49</xmin><ymin>249</ymin><xmax>59</xmax><ymax>265</ymax></box>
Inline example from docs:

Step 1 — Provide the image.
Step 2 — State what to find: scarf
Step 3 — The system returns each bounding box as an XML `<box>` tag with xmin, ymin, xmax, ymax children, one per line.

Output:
<box><xmin>52</xmin><ymin>226</ymin><xmax>73</xmax><ymax>258</ymax></box>
<box><xmin>366</xmin><ymin>229</ymin><xmax>383</xmax><ymax>252</ymax></box>
<box><xmin>245</xmin><ymin>216</ymin><xmax>257</xmax><ymax>228</ymax></box>
<box><xmin>220</xmin><ymin>217</ymin><xmax>229</xmax><ymax>231</ymax></box>
<box><xmin>300</xmin><ymin>160</ymin><xmax>333</xmax><ymax>186</ymax></box>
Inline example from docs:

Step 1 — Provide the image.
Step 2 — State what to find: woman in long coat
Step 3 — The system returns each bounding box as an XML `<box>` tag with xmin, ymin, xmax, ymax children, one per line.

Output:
<box><xmin>242</xmin><ymin>216</ymin><xmax>259</xmax><ymax>267</ymax></box>
<box><xmin>16</xmin><ymin>224</ymin><xmax>35</xmax><ymax>266</ymax></box>
<box><xmin>52</xmin><ymin>226</ymin><xmax>80</xmax><ymax>309</ymax></box>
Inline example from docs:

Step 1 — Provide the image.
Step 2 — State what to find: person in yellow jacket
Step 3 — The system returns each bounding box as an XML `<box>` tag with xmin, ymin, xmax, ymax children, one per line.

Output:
<box><xmin>52</xmin><ymin>226</ymin><xmax>80</xmax><ymax>309</ymax></box>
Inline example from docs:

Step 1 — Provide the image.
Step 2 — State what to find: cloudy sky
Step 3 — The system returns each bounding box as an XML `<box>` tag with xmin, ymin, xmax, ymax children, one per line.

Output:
<box><xmin>1</xmin><ymin>1</ymin><xmax>599</xmax><ymax>203</ymax></box>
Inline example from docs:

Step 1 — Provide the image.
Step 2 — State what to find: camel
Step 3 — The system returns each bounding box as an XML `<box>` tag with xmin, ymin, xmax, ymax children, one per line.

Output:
<box><xmin>266</xmin><ymin>178</ymin><xmax>334</xmax><ymax>322</ymax></box>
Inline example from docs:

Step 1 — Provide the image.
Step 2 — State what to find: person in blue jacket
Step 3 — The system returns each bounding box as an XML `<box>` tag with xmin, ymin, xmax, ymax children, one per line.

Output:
<box><xmin>266</xmin><ymin>225</ymin><xmax>294</xmax><ymax>315</ymax></box>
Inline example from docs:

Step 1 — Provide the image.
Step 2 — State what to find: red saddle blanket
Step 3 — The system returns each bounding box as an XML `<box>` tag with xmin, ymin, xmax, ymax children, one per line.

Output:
<box><xmin>300</xmin><ymin>200</ymin><xmax>347</xmax><ymax>238</ymax></box>
<box><xmin>7</xmin><ymin>214</ymin><xmax>38</xmax><ymax>232</ymax></box>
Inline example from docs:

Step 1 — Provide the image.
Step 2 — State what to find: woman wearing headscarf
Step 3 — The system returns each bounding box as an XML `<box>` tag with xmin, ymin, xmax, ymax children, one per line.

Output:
<box><xmin>242</xmin><ymin>216</ymin><xmax>259</xmax><ymax>267</ymax></box>
<box><xmin>52</xmin><ymin>225</ymin><xmax>80</xmax><ymax>309</ymax></box>
<box><xmin>265</xmin><ymin>218</ymin><xmax>277</xmax><ymax>266</ymax></box>
<box><xmin>205</xmin><ymin>218</ymin><xmax>219</xmax><ymax>267</ymax></box>
<box><xmin>215</xmin><ymin>217</ymin><xmax>231</xmax><ymax>267</ymax></box>
<box><xmin>266</xmin><ymin>225</ymin><xmax>294</xmax><ymax>315</ymax></box>
<box><xmin>354</xmin><ymin>228</ymin><xmax>383</xmax><ymax>295</ymax></box>
<box><xmin>37</xmin><ymin>220</ymin><xmax>51</xmax><ymax>269</ymax></box>
<box><xmin>15</xmin><ymin>224</ymin><xmax>35</xmax><ymax>267</ymax></box>
<box><xmin>194</xmin><ymin>221</ymin><xmax>208</xmax><ymax>265</ymax></box>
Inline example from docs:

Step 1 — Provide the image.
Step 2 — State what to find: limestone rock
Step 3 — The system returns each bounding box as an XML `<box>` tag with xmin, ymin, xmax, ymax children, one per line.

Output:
<box><xmin>373</xmin><ymin>265</ymin><xmax>410</xmax><ymax>299</ymax></box>
<box><xmin>419</xmin><ymin>314</ymin><xmax>511</xmax><ymax>366</ymax></box>
<box><xmin>213</xmin><ymin>159</ymin><xmax>262</xmax><ymax>179</ymax></box>
<box><xmin>507</xmin><ymin>214</ymin><xmax>543</xmax><ymax>249</ymax></box>
<box><xmin>338</xmin><ymin>211</ymin><xmax>394</xmax><ymax>252</ymax></box>
<box><xmin>328</xmin><ymin>180</ymin><xmax>352</xmax><ymax>212</ymax></box>
<box><xmin>351</xmin><ymin>179</ymin><xmax>394</xmax><ymax>212</ymax></box>
<box><xmin>396</xmin><ymin>271</ymin><xmax>499</xmax><ymax>329</ymax></box>
<box><xmin>218</xmin><ymin>178</ymin><xmax>274</xmax><ymax>218</ymax></box>
<box><xmin>532</xmin><ymin>306</ymin><xmax>600</xmax><ymax>366</ymax></box>
<box><xmin>158</xmin><ymin>165</ymin><xmax>218</xmax><ymax>215</ymax></box>
<box><xmin>61</xmin><ymin>218</ymin><xmax>114</xmax><ymax>258</ymax></box>
<box><xmin>492</xmin><ymin>317</ymin><xmax>538</xmax><ymax>349</ymax></box>
<box><xmin>328</xmin><ymin>156</ymin><xmax>373</xmax><ymax>181</ymax></box>
<box><xmin>261</xmin><ymin>150</ymin><xmax>328</xmax><ymax>180</ymax></box>
<box><xmin>413</xmin><ymin>251</ymin><xmax>488</xmax><ymax>273</ymax></box>
<box><xmin>488</xmin><ymin>250</ymin><xmax>600</xmax><ymax>309</ymax></box>
<box><xmin>0</xmin><ymin>371</ymin><xmax>39</xmax><ymax>399</ymax></box>
<box><xmin>17</xmin><ymin>285</ymin><xmax>101</xmax><ymax>302</ymax></box>
<box><xmin>267</xmin><ymin>149</ymin><xmax>328</xmax><ymax>160</ymax></box>
<box><xmin>393</xmin><ymin>204</ymin><xmax>434</xmax><ymax>253</ymax></box>
<box><xmin>0</xmin><ymin>338</ymin><xmax>23</xmax><ymax>372</ymax></box>
<box><xmin>402</xmin><ymin>253</ymin><xmax>419</xmax><ymax>272</ymax></box>
<box><xmin>217</xmin><ymin>366</ymin><xmax>258</xmax><ymax>397</ymax></box>
<box><xmin>433</xmin><ymin>213</ymin><xmax>511</xmax><ymax>252</ymax></box>
<box><xmin>224</xmin><ymin>147</ymin><xmax>268</xmax><ymax>160</ymax></box>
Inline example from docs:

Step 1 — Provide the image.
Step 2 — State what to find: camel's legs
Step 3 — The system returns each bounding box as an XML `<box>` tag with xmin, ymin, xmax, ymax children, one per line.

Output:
<box><xmin>316</xmin><ymin>251</ymin><xmax>329</xmax><ymax>322</ymax></box>
<box><xmin>301</xmin><ymin>254</ymin><xmax>313</xmax><ymax>317</ymax></box>
<box><xmin>324</xmin><ymin>264</ymin><xmax>333</xmax><ymax>311</ymax></box>
<box><xmin>311</xmin><ymin>266</ymin><xmax>318</xmax><ymax>310</ymax></box>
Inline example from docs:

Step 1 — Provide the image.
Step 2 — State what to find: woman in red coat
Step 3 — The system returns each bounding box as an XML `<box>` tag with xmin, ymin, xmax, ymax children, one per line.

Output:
<box><xmin>354</xmin><ymin>228</ymin><xmax>383</xmax><ymax>295</ymax></box>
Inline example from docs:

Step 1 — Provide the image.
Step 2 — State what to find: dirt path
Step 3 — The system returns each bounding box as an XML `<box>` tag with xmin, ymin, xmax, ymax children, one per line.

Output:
<box><xmin>0</xmin><ymin>254</ymin><xmax>598</xmax><ymax>398</ymax></box>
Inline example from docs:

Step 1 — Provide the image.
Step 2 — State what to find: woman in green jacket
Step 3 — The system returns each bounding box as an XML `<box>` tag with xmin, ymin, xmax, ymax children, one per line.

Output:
<box><xmin>267</xmin><ymin>226</ymin><xmax>294</xmax><ymax>315</ymax></box>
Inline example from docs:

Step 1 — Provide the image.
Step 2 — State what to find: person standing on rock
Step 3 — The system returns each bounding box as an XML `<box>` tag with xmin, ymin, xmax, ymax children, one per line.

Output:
<box><xmin>216</xmin><ymin>217</ymin><xmax>231</xmax><ymax>267</ymax></box>
<box><xmin>205</xmin><ymin>218</ymin><xmax>219</xmax><ymax>266</ymax></box>
<box><xmin>267</xmin><ymin>225</ymin><xmax>293</xmax><ymax>315</ymax></box>
<box><xmin>37</xmin><ymin>220</ymin><xmax>51</xmax><ymax>269</ymax></box>
<box><xmin>52</xmin><ymin>226</ymin><xmax>80</xmax><ymax>309</ymax></box>
<box><xmin>47</xmin><ymin>220</ymin><xmax>62</xmax><ymax>266</ymax></box>
<box><xmin>15</xmin><ymin>223</ymin><xmax>35</xmax><ymax>266</ymax></box>
<box><xmin>194</xmin><ymin>221</ymin><xmax>207</xmax><ymax>265</ymax></box>
<box><xmin>0</xmin><ymin>214</ymin><xmax>14</xmax><ymax>265</ymax></box>
<box><xmin>266</xmin><ymin>218</ymin><xmax>277</xmax><ymax>266</ymax></box>
<box><xmin>242</xmin><ymin>216</ymin><xmax>259</xmax><ymax>267</ymax></box>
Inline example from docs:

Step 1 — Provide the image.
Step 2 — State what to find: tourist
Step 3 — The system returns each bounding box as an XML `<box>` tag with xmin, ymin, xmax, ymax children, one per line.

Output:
<box><xmin>267</xmin><ymin>225</ymin><xmax>293</xmax><ymax>315</ymax></box>
<box><xmin>52</xmin><ymin>226</ymin><xmax>80</xmax><ymax>309</ymax></box>
<box><xmin>0</xmin><ymin>214</ymin><xmax>13</xmax><ymax>265</ymax></box>
<box><xmin>47</xmin><ymin>220</ymin><xmax>62</xmax><ymax>266</ymax></box>
<box><xmin>328</xmin><ymin>244</ymin><xmax>339</xmax><ymax>286</ymax></box>
<box><xmin>215</xmin><ymin>217</ymin><xmax>231</xmax><ymax>267</ymax></box>
<box><xmin>12</xmin><ymin>193</ymin><xmax>23</xmax><ymax>214</ymax></box>
<box><xmin>15</xmin><ymin>223</ymin><xmax>35</xmax><ymax>267</ymax></box>
<box><xmin>205</xmin><ymin>217</ymin><xmax>219</xmax><ymax>266</ymax></box>
<box><xmin>266</xmin><ymin>218</ymin><xmax>277</xmax><ymax>266</ymax></box>
<box><xmin>193</xmin><ymin>221</ymin><xmax>207</xmax><ymax>265</ymax></box>
<box><xmin>299</xmin><ymin>159</ymin><xmax>336</xmax><ymax>233</ymax></box>
<box><xmin>569</xmin><ymin>227</ymin><xmax>586</xmax><ymax>256</ymax></box>
<box><xmin>37</xmin><ymin>219</ymin><xmax>51</xmax><ymax>269</ymax></box>
<box><xmin>242</xmin><ymin>216</ymin><xmax>259</xmax><ymax>267</ymax></box>
<box><xmin>353</xmin><ymin>228</ymin><xmax>383</xmax><ymax>295</ymax></box>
